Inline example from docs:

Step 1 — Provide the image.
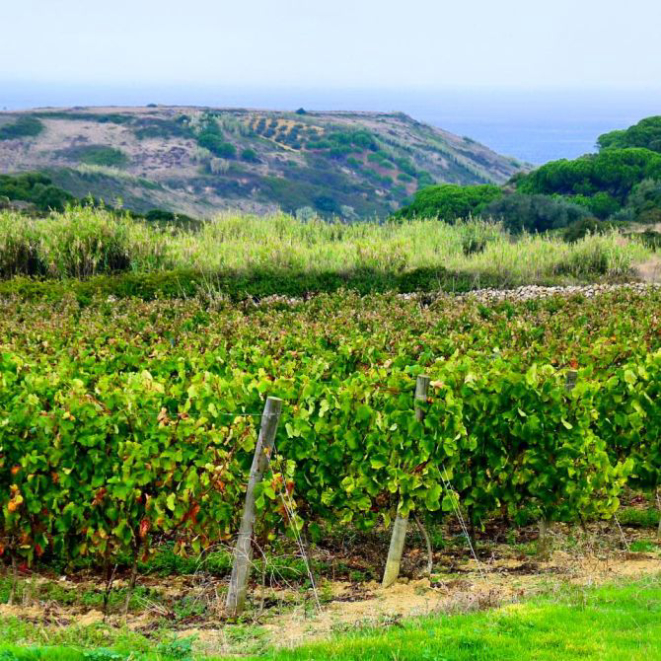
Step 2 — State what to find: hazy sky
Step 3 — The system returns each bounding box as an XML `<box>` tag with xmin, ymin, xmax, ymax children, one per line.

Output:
<box><xmin>2</xmin><ymin>0</ymin><xmax>660</xmax><ymax>90</ymax></box>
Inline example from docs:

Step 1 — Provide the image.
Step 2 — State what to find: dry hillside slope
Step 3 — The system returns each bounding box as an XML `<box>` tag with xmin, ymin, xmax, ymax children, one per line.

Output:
<box><xmin>0</xmin><ymin>106</ymin><xmax>523</xmax><ymax>218</ymax></box>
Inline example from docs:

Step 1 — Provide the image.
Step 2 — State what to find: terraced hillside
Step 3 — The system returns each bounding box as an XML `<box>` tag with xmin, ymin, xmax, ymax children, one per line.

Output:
<box><xmin>0</xmin><ymin>106</ymin><xmax>523</xmax><ymax>218</ymax></box>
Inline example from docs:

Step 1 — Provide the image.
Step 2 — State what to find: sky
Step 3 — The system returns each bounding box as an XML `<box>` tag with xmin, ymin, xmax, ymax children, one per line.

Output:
<box><xmin>2</xmin><ymin>0</ymin><xmax>661</xmax><ymax>90</ymax></box>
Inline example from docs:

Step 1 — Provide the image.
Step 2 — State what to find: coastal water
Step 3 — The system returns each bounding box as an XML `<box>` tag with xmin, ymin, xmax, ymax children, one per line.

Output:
<box><xmin>2</xmin><ymin>83</ymin><xmax>659</xmax><ymax>165</ymax></box>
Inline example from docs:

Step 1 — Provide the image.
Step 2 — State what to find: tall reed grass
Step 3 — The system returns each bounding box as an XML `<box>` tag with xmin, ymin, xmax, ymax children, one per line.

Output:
<box><xmin>0</xmin><ymin>206</ymin><xmax>167</xmax><ymax>278</ymax></box>
<box><xmin>0</xmin><ymin>206</ymin><xmax>653</xmax><ymax>284</ymax></box>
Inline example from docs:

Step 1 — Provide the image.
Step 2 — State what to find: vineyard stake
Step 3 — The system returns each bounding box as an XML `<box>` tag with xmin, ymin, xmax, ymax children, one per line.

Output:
<box><xmin>565</xmin><ymin>370</ymin><xmax>578</xmax><ymax>392</ymax></box>
<box><xmin>539</xmin><ymin>370</ymin><xmax>578</xmax><ymax>558</ymax></box>
<box><xmin>225</xmin><ymin>396</ymin><xmax>283</xmax><ymax>618</ymax></box>
<box><xmin>382</xmin><ymin>375</ymin><xmax>430</xmax><ymax>588</ymax></box>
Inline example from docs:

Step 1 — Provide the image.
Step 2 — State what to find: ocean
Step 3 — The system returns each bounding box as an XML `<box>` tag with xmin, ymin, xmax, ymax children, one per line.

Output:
<box><xmin>1</xmin><ymin>83</ymin><xmax>660</xmax><ymax>165</ymax></box>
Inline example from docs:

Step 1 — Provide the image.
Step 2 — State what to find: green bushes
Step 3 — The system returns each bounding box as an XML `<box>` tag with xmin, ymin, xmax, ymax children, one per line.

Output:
<box><xmin>491</xmin><ymin>116</ymin><xmax>661</xmax><ymax>226</ymax></box>
<box><xmin>307</xmin><ymin>130</ymin><xmax>380</xmax><ymax>155</ymax></box>
<box><xmin>132</xmin><ymin>117</ymin><xmax>193</xmax><ymax>140</ymax></box>
<box><xmin>562</xmin><ymin>218</ymin><xmax>620</xmax><ymax>243</ymax></box>
<box><xmin>0</xmin><ymin>173</ymin><xmax>75</xmax><ymax>212</ymax></box>
<box><xmin>485</xmin><ymin>193</ymin><xmax>591</xmax><ymax>233</ymax></box>
<box><xmin>326</xmin><ymin>130</ymin><xmax>379</xmax><ymax>152</ymax></box>
<box><xmin>196</xmin><ymin>117</ymin><xmax>237</xmax><ymax>158</ymax></box>
<box><xmin>33</xmin><ymin>111</ymin><xmax>133</xmax><ymax>125</ymax></box>
<box><xmin>598</xmin><ymin>116</ymin><xmax>661</xmax><ymax>152</ymax></box>
<box><xmin>395</xmin><ymin>184</ymin><xmax>503</xmax><ymax>222</ymax></box>
<box><xmin>58</xmin><ymin>145</ymin><xmax>129</xmax><ymax>168</ymax></box>
<box><xmin>241</xmin><ymin>148</ymin><xmax>259</xmax><ymax>162</ymax></box>
<box><xmin>516</xmin><ymin>148</ymin><xmax>661</xmax><ymax>216</ymax></box>
<box><xmin>622</xmin><ymin>178</ymin><xmax>661</xmax><ymax>224</ymax></box>
<box><xmin>486</xmin><ymin>116</ymin><xmax>661</xmax><ymax>226</ymax></box>
<box><xmin>197</xmin><ymin>134</ymin><xmax>236</xmax><ymax>158</ymax></box>
<box><xmin>0</xmin><ymin>117</ymin><xmax>44</xmax><ymax>141</ymax></box>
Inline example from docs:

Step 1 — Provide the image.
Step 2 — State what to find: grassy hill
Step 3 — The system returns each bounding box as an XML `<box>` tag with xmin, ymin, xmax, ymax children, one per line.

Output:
<box><xmin>0</xmin><ymin>106</ymin><xmax>522</xmax><ymax>218</ymax></box>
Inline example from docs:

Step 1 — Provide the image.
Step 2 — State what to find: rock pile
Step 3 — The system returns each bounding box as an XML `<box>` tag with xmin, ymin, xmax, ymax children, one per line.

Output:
<box><xmin>452</xmin><ymin>282</ymin><xmax>661</xmax><ymax>304</ymax></box>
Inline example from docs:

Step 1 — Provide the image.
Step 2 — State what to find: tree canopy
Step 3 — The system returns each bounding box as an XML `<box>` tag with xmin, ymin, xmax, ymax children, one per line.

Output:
<box><xmin>598</xmin><ymin>116</ymin><xmax>661</xmax><ymax>153</ymax></box>
<box><xmin>485</xmin><ymin>193</ymin><xmax>590</xmax><ymax>233</ymax></box>
<box><xmin>515</xmin><ymin>148</ymin><xmax>661</xmax><ymax>217</ymax></box>
<box><xmin>0</xmin><ymin>172</ymin><xmax>74</xmax><ymax>212</ymax></box>
<box><xmin>395</xmin><ymin>116</ymin><xmax>661</xmax><ymax>229</ymax></box>
<box><xmin>395</xmin><ymin>184</ymin><xmax>502</xmax><ymax>222</ymax></box>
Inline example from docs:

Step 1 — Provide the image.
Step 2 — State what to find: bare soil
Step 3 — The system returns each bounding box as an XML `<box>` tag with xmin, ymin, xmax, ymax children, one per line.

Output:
<box><xmin>1</xmin><ymin>517</ymin><xmax>659</xmax><ymax>656</ymax></box>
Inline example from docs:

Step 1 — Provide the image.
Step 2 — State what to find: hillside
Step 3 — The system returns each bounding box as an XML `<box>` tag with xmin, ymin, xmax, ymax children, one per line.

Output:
<box><xmin>0</xmin><ymin>106</ymin><xmax>522</xmax><ymax>218</ymax></box>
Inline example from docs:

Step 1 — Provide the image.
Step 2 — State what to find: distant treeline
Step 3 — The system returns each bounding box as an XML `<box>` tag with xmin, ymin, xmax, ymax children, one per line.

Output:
<box><xmin>396</xmin><ymin>116</ymin><xmax>661</xmax><ymax>238</ymax></box>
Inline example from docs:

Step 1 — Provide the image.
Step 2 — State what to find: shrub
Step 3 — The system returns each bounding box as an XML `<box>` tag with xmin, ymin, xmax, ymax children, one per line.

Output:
<box><xmin>395</xmin><ymin>184</ymin><xmax>502</xmax><ymax>222</ymax></box>
<box><xmin>34</xmin><ymin>111</ymin><xmax>133</xmax><ymax>124</ymax></box>
<box><xmin>198</xmin><ymin>133</ymin><xmax>236</xmax><ymax>159</ymax></box>
<box><xmin>143</xmin><ymin>209</ymin><xmax>200</xmax><ymax>229</ymax></box>
<box><xmin>563</xmin><ymin>218</ymin><xmax>616</xmax><ymax>243</ymax></box>
<box><xmin>60</xmin><ymin>145</ymin><xmax>129</xmax><ymax>168</ymax></box>
<box><xmin>393</xmin><ymin>157</ymin><xmax>417</xmax><ymax>177</ymax></box>
<box><xmin>133</xmin><ymin>118</ymin><xmax>193</xmax><ymax>140</ymax></box>
<box><xmin>571</xmin><ymin>191</ymin><xmax>621</xmax><ymax>219</ymax></box>
<box><xmin>485</xmin><ymin>193</ymin><xmax>590</xmax><ymax>233</ymax></box>
<box><xmin>295</xmin><ymin>206</ymin><xmax>318</xmax><ymax>222</ymax></box>
<box><xmin>416</xmin><ymin>171</ymin><xmax>435</xmax><ymax>188</ymax></box>
<box><xmin>624</xmin><ymin>178</ymin><xmax>661</xmax><ymax>223</ymax></box>
<box><xmin>313</xmin><ymin>195</ymin><xmax>340</xmax><ymax>214</ymax></box>
<box><xmin>309</xmin><ymin>130</ymin><xmax>379</xmax><ymax>155</ymax></box>
<box><xmin>0</xmin><ymin>116</ymin><xmax>44</xmax><ymax>140</ymax></box>
<box><xmin>241</xmin><ymin>148</ymin><xmax>259</xmax><ymax>162</ymax></box>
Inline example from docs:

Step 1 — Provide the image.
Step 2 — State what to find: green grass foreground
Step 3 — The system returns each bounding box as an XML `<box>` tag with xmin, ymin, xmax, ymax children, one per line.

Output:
<box><xmin>263</xmin><ymin>580</ymin><xmax>661</xmax><ymax>661</ymax></box>
<box><xmin>0</xmin><ymin>578</ymin><xmax>659</xmax><ymax>660</ymax></box>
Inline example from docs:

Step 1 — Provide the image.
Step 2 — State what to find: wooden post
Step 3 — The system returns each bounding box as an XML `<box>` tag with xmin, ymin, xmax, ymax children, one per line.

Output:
<box><xmin>225</xmin><ymin>396</ymin><xmax>282</xmax><ymax>618</ymax></box>
<box><xmin>382</xmin><ymin>375</ymin><xmax>430</xmax><ymax>588</ymax></box>
<box><xmin>565</xmin><ymin>370</ymin><xmax>578</xmax><ymax>392</ymax></box>
<box><xmin>539</xmin><ymin>370</ymin><xmax>578</xmax><ymax>559</ymax></box>
<box><xmin>414</xmin><ymin>376</ymin><xmax>431</xmax><ymax>424</ymax></box>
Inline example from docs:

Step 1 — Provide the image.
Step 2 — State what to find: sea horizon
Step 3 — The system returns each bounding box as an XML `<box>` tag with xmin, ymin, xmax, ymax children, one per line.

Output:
<box><xmin>2</xmin><ymin>83</ymin><xmax>660</xmax><ymax>165</ymax></box>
